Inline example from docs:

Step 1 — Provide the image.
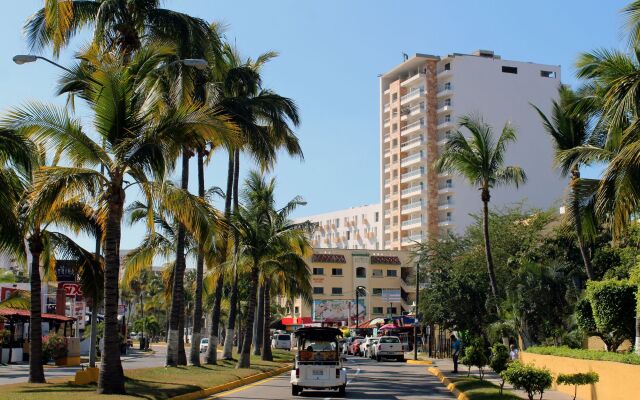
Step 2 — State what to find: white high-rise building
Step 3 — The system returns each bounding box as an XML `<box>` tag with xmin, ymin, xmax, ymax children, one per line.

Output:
<box><xmin>380</xmin><ymin>50</ymin><xmax>564</xmax><ymax>249</ymax></box>
<box><xmin>294</xmin><ymin>204</ymin><xmax>383</xmax><ymax>250</ymax></box>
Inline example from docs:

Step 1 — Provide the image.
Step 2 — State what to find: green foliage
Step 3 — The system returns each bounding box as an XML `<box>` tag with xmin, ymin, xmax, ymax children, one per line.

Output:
<box><xmin>43</xmin><ymin>332</ymin><xmax>67</xmax><ymax>361</ymax></box>
<box><xmin>526</xmin><ymin>346</ymin><xmax>640</xmax><ymax>365</ymax></box>
<box><xmin>133</xmin><ymin>316</ymin><xmax>161</xmax><ymax>337</ymax></box>
<box><xmin>557</xmin><ymin>372</ymin><xmax>599</xmax><ymax>400</ymax></box>
<box><xmin>460</xmin><ymin>339</ymin><xmax>489</xmax><ymax>379</ymax></box>
<box><xmin>585</xmin><ymin>279</ymin><xmax>636</xmax><ymax>351</ymax></box>
<box><xmin>83</xmin><ymin>321</ymin><xmax>104</xmax><ymax>340</ymax></box>
<box><xmin>501</xmin><ymin>361</ymin><xmax>553</xmax><ymax>400</ymax></box>
<box><xmin>490</xmin><ymin>343</ymin><xmax>511</xmax><ymax>395</ymax></box>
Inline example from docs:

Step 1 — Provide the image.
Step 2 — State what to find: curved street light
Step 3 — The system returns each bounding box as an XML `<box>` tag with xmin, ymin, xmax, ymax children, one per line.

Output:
<box><xmin>13</xmin><ymin>54</ymin><xmax>209</xmax><ymax>72</ymax></box>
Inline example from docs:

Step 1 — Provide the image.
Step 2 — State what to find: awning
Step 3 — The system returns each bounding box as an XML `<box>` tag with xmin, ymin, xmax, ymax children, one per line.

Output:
<box><xmin>0</xmin><ymin>308</ymin><xmax>75</xmax><ymax>322</ymax></box>
<box><xmin>281</xmin><ymin>316</ymin><xmax>312</xmax><ymax>325</ymax></box>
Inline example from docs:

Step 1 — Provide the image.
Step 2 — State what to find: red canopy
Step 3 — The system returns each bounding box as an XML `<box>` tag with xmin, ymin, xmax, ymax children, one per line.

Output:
<box><xmin>281</xmin><ymin>316</ymin><xmax>312</xmax><ymax>325</ymax></box>
<box><xmin>0</xmin><ymin>308</ymin><xmax>75</xmax><ymax>322</ymax></box>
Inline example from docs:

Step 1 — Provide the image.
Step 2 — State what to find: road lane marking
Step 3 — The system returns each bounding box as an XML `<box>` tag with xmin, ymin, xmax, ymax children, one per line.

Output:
<box><xmin>347</xmin><ymin>367</ymin><xmax>361</xmax><ymax>384</ymax></box>
<box><xmin>208</xmin><ymin>374</ymin><xmax>283</xmax><ymax>398</ymax></box>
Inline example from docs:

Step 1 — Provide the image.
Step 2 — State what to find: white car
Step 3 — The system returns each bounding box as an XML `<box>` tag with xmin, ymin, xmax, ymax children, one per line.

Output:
<box><xmin>199</xmin><ymin>338</ymin><xmax>209</xmax><ymax>353</ymax></box>
<box><xmin>375</xmin><ymin>336</ymin><xmax>404</xmax><ymax>362</ymax></box>
<box><xmin>272</xmin><ymin>333</ymin><xmax>291</xmax><ymax>350</ymax></box>
<box><xmin>360</xmin><ymin>337</ymin><xmax>379</xmax><ymax>358</ymax></box>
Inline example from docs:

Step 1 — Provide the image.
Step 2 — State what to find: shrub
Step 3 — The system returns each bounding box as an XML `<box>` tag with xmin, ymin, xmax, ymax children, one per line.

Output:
<box><xmin>460</xmin><ymin>339</ymin><xmax>489</xmax><ymax>379</ymax></box>
<box><xmin>489</xmin><ymin>343</ymin><xmax>510</xmax><ymax>394</ymax></box>
<box><xmin>527</xmin><ymin>346</ymin><xmax>640</xmax><ymax>364</ymax></box>
<box><xmin>556</xmin><ymin>372</ymin><xmax>599</xmax><ymax>400</ymax></box>
<box><xmin>501</xmin><ymin>361</ymin><xmax>552</xmax><ymax>400</ymax></box>
<box><xmin>43</xmin><ymin>332</ymin><xmax>67</xmax><ymax>361</ymax></box>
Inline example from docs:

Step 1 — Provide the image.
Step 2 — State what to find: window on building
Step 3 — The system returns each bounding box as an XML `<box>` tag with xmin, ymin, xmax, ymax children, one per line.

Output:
<box><xmin>392</xmin><ymin>93</ymin><xmax>398</xmax><ymax>102</ymax></box>
<box><xmin>372</xmin><ymin>269</ymin><xmax>383</xmax><ymax>278</ymax></box>
<box><xmin>356</xmin><ymin>267</ymin><xmax>366</xmax><ymax>278</ymax></box>
<box><xmin>313</xmin><ymin>267</ymin><xmax>324</xmax><ymax>275</ymax></box>
<box><xmin>444</xmin><ymin>62</ymin><xmax>451</xmax><ymax>71</ymax></box>
<box><xmin>386</xmin><ymin>307</ymin><xmax>397</xmax><ymax>314</ymax></box>
<box><xmin>444</xmin><ymin>82</ymin><xmax>451</xmax><ymax>90</ymax></box>
<box><xmin>331</xmin><ymin>268</ymin><xmax>343</xmax><ymax>276</ymax></box>
<box><xmin>447</xmin><ymin>212</ymin><xmax>452</xmax><ymax>222</ymax></box>
<box><xmin>313</xmin><ymin>287</ymin><xmax>324</xmax><ymax>294</ymax></box>
<box><xmin>372</xmin><ymin>307</ymin><xmax>383</xmax><ymax>314</ymax></box>
<box><xmin>444</xmin><ymin>98</ymin><xmax>451</xmax><ymax>106</ymax></box>
<box><xmin>540</xmin><ymin>70</ymin><xmax>556</xmax><ymax>78</ymax></box>
<box><xmin>502</xmin><ymin>66</ymin><xmax>518</xmax><ymax>74</ymax></box>
<box><xmin>335</xmin><ymin>218</ymin><xmax>340</xmax><ymax>228</ymax></box>
<box><xmin>375</xmin><ymin>211</ymin><xmax>379</xmax><ymax>222</ymax></box>
<box><xmin>372</xmin><ymin>288</ymin><xmax>383</xmax><ymax>296</ymax></box>
<box><xmin>294</xmin><ymin>306</ymin><xmax>299</xmax><ymax>314</ymax></box>
<box><xmin>446</xmin><ymin>179</ymin><xmax>453</xmax><ymax>188</ymax></box>
<box><xmin>387</xmin><ymin>269</ymin><xmax>398</xmax><ymax>277</ymax></box>
<box><xmin>445</xmin><ymin>114</ymin><xmax>451</xmax><ymax>122</ymax></box>
<box><xmin>346</xmin><ymin>231</ymin><xmax>350</xmax><ymax>240</ymax></box>
<box><xmin>331</xmin><ymin>287</ymin><xmax>343</xmax><ymax>295</ymax></box>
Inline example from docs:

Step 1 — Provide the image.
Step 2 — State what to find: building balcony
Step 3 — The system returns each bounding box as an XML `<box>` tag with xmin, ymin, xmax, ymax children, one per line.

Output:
<box><xmin>401</xmin><ymin>218</ymin><xmax>422</xmax><ymax>229</ymax></box>
<box><xmin>437</xmin><ymin>120</ymin><xmax>454</xmax><ymax>130</ymax></box>
<box><xmin>436</xmin><ymin>87</ymin><xmax>453</xmax><ymax>98</ymax></box>
<box><xmin>400</xmin><ymin>89</ymin><xmax>424</xmax><ymax>104</ymax></box>
<box><xmin>438</xmin><ymin>200</ymin><xmax>454</xmax><ymax>210</ymax></box>
<box><xmin>384</xmin><ymin>178</ymin><xmax>391</xmax><ymax>187</ymax></box>
<box><xmin>437</xmin><ymin>68</ymin><xmax>452</xmax><ymax>78</ymax></box>
<box><xmin>400</xmin><ymin>168</ymin><xmax>422</xmax><ymax>183</ymax></box>
<box><xmin>401</xmin><ymin>185</ymin><xmax>422</xmax><ymax>198</ymax></box>
<box><xmin>400</xmin><ymin>152</ymin><xmax>423</xmax><ymax>167</ymax></box>
<box><xmin>384</xmin><ymin>118</ymin><xmax>390</xmax><ymax>128</ymax></box>
<box><xmin>400</xmin><ymin>119</ymin><xmax>425</xmax><ymax>136</ymax></box>
<box><xmin>438</xmin><ymin>220</ymin><xmax>454</xmax><ymax>227</ymax></box>
<box><xmin>437</xmin><ymin>184</ymin><xmax>454</xmax><ymax>194</ymax></box>
<box><xmin>383</xmin><ymin>133</ymin><xmax>390</xmax><ymax>143</ymax></box>
<box><xmin>401</xmin><ymin>72</ymin><xmax>425</xmax><ymax>87</ymax></box>
<box><xmin>402</xmin><ymin>201</ymin><xmax>422</xmax><ymax>214</ymax></box>
<box><xmin>384</xmin><ymin>103</ymin><xmax>390</xmax><ymax>112</ymax></box>
<box><xmin>401</xmin><ymin>234</ymin><xmax>425</xmax><ymax>245</ymax></box>
<box><xmin>437</xmin><ymin>104</ymin><xmax>452</xmax><ymax>114</ymax></box>
<box><xmin>400</xmin><ymin>136</ymin><xmax>423</xmax><ymax>151</ymax></box>
<box><xmin>438</xmin><ymin>133</ymin><xmax>452</xmax><ymax>146</ymax></box>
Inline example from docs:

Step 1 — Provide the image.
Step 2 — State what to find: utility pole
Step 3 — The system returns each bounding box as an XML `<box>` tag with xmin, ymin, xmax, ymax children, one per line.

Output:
<box><xmin>414</xmin><ymin>261</ymin><xmax>420</xmax><ymax>360</ymax></box>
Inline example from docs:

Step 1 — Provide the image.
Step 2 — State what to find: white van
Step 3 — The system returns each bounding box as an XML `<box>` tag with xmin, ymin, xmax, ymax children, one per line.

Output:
<box><xmin>272</xmin><ymin>333</ymin><xmax>291</xmax><ymax>350</ymax></box>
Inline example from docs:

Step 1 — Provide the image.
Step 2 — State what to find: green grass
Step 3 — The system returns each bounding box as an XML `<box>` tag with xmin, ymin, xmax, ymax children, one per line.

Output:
<box><xmin>450</xmin><ymin>377</ymin><xmax>520</xmax><ymax>400</ymax></box>
<box><xmin>527</xmin><ymin>346</ymin><xmax>640</xmax><ymax>365</ymax></box>
<box><xmin>0</xmin><ymin>350</ymin><xmax>293</xmax><ymax>400</ymax></box>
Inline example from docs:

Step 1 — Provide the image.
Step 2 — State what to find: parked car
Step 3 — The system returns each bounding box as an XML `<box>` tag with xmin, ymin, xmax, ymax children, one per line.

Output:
<box><xmin>360</xmin><ymin>337</ymin><xmax>379</xmax><ymax>358</ymax></box>
<box><xmin>272</xmin><ymin>333</ymin><xmax>292</xmax><ymax>350</ymax></box>
<box><xmin>199</xmin><ymin>337</ymin><xmax>209</xmax><ymax>353</ymax></box>
<box><xmin>345</xmin><ymin>336</ymin><xmax>363</xmax><ymax>355</ymax></box>
<box><xmin>350</xmin><ymin>339</ymin><xmax>364</xmax><ymax>356</ymax></box>
<box><xmin>375</xmin><ymin>336</ymin><xmax>404</xmax><ymax>362</ymax></box>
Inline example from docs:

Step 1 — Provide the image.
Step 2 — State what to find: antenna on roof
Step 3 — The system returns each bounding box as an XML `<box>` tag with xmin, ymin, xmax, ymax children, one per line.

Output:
<box><xmin>402</xmin><ymin>52</ymin><xmax>409</xmax><ymax>61</ymax></box>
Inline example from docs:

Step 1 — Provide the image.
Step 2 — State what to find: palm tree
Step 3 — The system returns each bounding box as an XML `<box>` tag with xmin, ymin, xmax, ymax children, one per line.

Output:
<box><xmin>6</xmin><ymin>46</ymin><xmax>228</xmax><ymax>394</ymax></box>
<box><xmin>206</xmin><ymin>44</ymin><xmax>302</xmax><ymax>362</ymax></box>
<box><xmin>232</xmin><ymin>171</ymin><xmax>307</xmax><ymax>368</ymax></box>
<box><xmin>532</xmin><ymin>86</ymin><xmax>596</xmax><ymax>280</ymax></box>
<box><xmin>435</xmin><ymin>116</ymin><xmax>527</xmax><ymax>310</ymax></box>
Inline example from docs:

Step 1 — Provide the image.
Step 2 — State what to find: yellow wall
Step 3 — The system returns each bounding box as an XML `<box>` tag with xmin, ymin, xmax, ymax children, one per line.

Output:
<box><xmin>521</xmin><ymin>352</ymin><xmax>640</xmax><ymax>400</ymax></box>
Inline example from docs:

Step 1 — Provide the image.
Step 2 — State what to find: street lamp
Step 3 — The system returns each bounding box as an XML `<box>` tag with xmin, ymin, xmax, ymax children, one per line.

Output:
<box><xmin>355</xmin><ymin>286</ymin><xmax>366</xmax><ymax>330</ymax></box>
<box><xmin>414</xmin><ymin>260</ymin><xmax>421</xmax><ymax>360</ymax></box>
<box><xmin>13</xmin><ymin>54</ymin><xmax>208</xmax><ymax>72</ymax></box>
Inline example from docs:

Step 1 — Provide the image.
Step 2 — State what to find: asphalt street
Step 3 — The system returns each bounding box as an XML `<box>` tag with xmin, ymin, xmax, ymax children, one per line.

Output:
<box><xmin>208</xmin><ymin>356</ymin><xmax>455</xmax><ymax>400</ymax></box>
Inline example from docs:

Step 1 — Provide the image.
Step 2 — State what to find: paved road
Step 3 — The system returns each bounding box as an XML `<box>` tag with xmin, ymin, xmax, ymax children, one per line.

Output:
<box><xmin>209</xmin><ymin>356</ymin><xmax>454</xmax><ymax>399</ymax></box>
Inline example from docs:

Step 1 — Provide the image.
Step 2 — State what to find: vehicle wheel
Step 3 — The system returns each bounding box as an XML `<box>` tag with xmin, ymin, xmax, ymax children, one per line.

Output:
<box><xmin>338</xmin><ymin>385</ymin><xmax>346</xmax><ymax>397</ymax></box>
<box><xmin>292</xmin><ymin>385</ymin><xmax>300</xmax><ymax>396</ymax></box>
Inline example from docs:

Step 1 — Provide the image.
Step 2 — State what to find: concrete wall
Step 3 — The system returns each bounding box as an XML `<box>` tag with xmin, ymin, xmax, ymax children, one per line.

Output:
<box><xmin>521</xmin><ymin>351</ymin><xmax>640</xmax><ymax>400</ymax></box>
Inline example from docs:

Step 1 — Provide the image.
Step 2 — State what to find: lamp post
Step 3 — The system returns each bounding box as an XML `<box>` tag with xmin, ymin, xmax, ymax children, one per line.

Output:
<box><xmin>355</xmin><ymin>286</ymin><xmax>366</xmax><ymax>331</ymax></box>
<box><xmin>13</xmin><ymin>54</ymin><xmax>208</xmax><ymax>72</ymax></box>
<box><xmin>414</xmin><ymin>260</ymin><xmax>420</xmax><ymax>360</ymax></box>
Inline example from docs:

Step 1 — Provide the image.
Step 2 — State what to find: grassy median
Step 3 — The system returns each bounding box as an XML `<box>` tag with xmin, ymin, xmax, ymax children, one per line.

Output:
<box><xmin>450</xmin><ymin>377</ymin><xmax>520</xmax><ymax>400</ymax></box>
<box><xmin>1</xmin><ymin>350</ymin><xmax>293</xmax><ymax>400</ymax></box>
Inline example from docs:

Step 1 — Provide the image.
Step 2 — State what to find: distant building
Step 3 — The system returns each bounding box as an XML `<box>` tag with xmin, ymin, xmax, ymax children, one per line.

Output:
<box><xmin>380</xmin><ymin>50</ymin><xmax>564</xmax><ymax>249</ymax></box>
<box><xmin>294</xmin><ymin>204</ymin><xmax>383</xmax><ymax>250</ymax></box>
<box><xmin>278</xmin><ymin>248</ymin><xmax>416</xmax><ymax>330</ymax></box>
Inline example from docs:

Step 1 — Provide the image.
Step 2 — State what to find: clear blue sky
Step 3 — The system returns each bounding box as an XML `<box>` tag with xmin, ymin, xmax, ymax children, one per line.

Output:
<box><xmin>0</xmin><ymin>1</ymin><xmax>630</xmax><ymax>250</ymax></box>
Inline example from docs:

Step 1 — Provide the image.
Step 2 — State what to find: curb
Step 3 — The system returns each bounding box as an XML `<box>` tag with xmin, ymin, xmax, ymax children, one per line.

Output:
<box><xmin>427</xmin><ymin>366</ymin><xmax>470</xmax><ymax>400</ymax></box>
<box><xmin>169</xmin><ymin>364</ymin><xmax>293</xmax><ymax>400</ymax></box>
<box><xmin>406</xmin><ymin>359</ymin><xmax>433</xmax><ymax>365</ymax></box>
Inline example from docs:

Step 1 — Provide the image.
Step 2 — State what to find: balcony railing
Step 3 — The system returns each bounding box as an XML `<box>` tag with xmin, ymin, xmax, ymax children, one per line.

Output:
<box><xmin>401</xmin><ymin>218</ymin><xmax>422</xmax><ymax>227</ymax></box>
<box><xmin>401</xmin><ymin>136</ymin><xmax>423</xmax><ymax>150</ymax></box>
<box><xmin>401</xmin><ymin>88</ymin><xmax>424</xmax><ymax>102</ymax></box>
<box><xmin>401</xmin><ymin>119</ymin><xmax>424</xmax><ymax>133</ymax></box>
<box><xmin>400</xmin><ymin>153</ymin><xmax>422</xmax><ymax>166</ymax></box>
<box><xmin>401</xmin><ymin>234</ymin><xmax>425</xmax><ymax>244</ymax></box>
<box><xmin>384</xmin><ymin>103</ymin><xmax>390</xmax><ymax>112</ymax></box>
<box><xmin>403</xmin><ymin>201</ymin><xmax>422</xmax><ymax>212</ymax></box>
<box><xmin>401</xmin><ymin>185</ymin><xmax>422</xmax><ymax>196</ymax></box>
<box><xmin>401</xmin><ymin>169</ymin><xmax>422</xmax><ymax>180</ymax></box>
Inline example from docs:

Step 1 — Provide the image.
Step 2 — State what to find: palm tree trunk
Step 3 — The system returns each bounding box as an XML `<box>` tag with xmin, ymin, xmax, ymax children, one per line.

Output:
<box><xmin>189</xmin><ymin>149</ymin><xmax>206</xmax><ymax>366</ymax></box>
<box><xmin>178</xmin><ymin>306</ymin><xmax>186</xmax><ymax>365</ymax></box>
<box><xmin>98</xmin><ymin>183</ymin><xmax>126</xmax><ymax>394</ymax></box>
<box><xmin>481</xmin><ymin>190</ymin><xmax>500</xmax><ymax>314</ymax></box>
<box><xmin>222</xmin><ymin>267</ymin><xmax>238</xmax><ymax>359</ymax></box>
<box><xmin>253</xmin><ymin>284</ymin><xmax>265</xmax><ymax>356</ymax></box>
<box><xmin>261</xmin><ymin>278</ymin><xmax>273</xmax><ymax>361</ymax></box>
<box><xmin>167</xmin><ymin>149</ymin><xmax>190</xmax><ymax>367</ymax></box>
<box><xmin>205</xmin><ymin>151</ymin><xmax>235</xmax><ymax>364</ymax></box>
<box><xmin>237</xmin><ymin>263</ymin><xmax>259</xmax><ymax>368</ymax></box>
<box><xmin>571</xmin><ymin>176</ymin><xmax>595</xmax><ymax>280</ymax></box>
<box><xmin>28</xmin><ymin>236</ymin><xmax>45</xmax><ymax>383</ymax></box>
<box><xmin>90</xmin><ymin>226</ymin><xmax>101</xmax><ymax>368</ymax></box>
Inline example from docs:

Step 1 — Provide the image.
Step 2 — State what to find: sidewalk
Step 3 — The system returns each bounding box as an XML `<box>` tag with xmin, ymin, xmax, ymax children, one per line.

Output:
<box><xmin>432</xmin><ymin>358</ymin><xmax>573</xmax><ymax>400</ymax></box>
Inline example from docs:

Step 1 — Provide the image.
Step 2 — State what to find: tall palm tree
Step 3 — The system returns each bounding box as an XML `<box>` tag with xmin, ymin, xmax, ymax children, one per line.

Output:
<box><xmin>532</xmin><ymin>86</ymin><xmax>596</xmax><ymax>280</ymax></box>
<box><xmin>6</xmin><ymin>46</ymin><xmax>228</xmax><ymax>394</ymax></box>
<box><xmin>435</xmin><ymin>116</ymin><xmax>527</xmax><ymax>310</ymax></box>
<box><xmin>232</xmin><ymin>171</ymin><xmax>307</xmax><ymax>368</ymax></box>
<box><xmin>207</xmin><ymin>44</ymin><xmax>302</xmax><ymax>362</ymax></box>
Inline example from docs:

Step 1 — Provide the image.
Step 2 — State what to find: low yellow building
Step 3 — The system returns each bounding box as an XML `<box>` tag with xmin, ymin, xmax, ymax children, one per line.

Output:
<box><xmin>279</xmin><ymin>248</ymin><xmax>416</xmax><ymax>329</ymax></box>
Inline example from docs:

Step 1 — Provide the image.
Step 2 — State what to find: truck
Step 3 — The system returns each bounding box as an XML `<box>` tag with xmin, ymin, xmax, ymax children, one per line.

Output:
<box><xmin>374</xmin><ymin>336</ymin><xmax>404</xmax><ymax>362</ymax></box>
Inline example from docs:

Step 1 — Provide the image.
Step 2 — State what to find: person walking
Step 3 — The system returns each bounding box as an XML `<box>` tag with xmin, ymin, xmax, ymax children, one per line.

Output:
<box><xmin>451</xmin><ymin>334</ymin><xmax>461</xmax><ymax>373</ymax></box>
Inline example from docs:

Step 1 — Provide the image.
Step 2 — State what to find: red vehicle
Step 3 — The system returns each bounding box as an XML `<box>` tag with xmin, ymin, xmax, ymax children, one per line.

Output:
<box><xmin>350</xmin><ymin>338</ymin><xmax>364</xmax><ymax>356</ymax></box>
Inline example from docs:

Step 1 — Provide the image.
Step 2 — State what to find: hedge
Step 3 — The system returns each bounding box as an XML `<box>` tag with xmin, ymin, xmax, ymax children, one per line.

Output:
<box><xmin>526</xmin><ymin>346</ymin><xmax>640</xmax><ymax>365</ymax></box>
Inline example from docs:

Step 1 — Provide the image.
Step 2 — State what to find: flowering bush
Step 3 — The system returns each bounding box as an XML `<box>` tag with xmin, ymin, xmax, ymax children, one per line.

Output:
<box><xmin>43</xmin><ymin>332</ymin><xmax>68</xmax><ymax>360</ymax></box>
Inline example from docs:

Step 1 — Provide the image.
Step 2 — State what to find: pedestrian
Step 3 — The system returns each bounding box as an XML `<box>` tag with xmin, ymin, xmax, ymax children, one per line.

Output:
<box><xmin>450</xmin><ymin>334</ymin><xmax>461</xmax><ymax>373</ymax></box>
<box><xmin>509</xmin><ymin>344</ymin><xmax>519</xmax><ymax>360</ymax></box>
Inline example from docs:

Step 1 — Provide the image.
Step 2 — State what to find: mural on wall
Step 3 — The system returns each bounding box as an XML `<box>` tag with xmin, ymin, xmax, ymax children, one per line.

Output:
<box><xmin>312</xmin><ymin>299</ymin><xmax>365</xmax><ymax>323</ymax></box>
